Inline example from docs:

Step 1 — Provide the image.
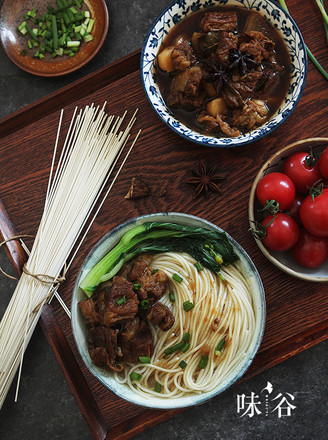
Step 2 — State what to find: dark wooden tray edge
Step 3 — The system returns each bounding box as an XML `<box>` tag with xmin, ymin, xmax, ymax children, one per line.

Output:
<box><xmin>0</xmin><ymin>49</ymin><xmax>141</xmax><ymax>138</ymax></box>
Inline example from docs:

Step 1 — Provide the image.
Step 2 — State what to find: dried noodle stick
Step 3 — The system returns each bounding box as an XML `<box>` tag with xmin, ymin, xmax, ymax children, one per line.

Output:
<box><xmin>0</xmin><ymin>104</ymin><xmax>139</xmax><ymax>408</ymax></box>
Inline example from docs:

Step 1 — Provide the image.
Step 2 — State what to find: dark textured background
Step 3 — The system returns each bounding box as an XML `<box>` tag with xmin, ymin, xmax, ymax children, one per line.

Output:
<box><xmin>0</xmin><ymin>1</ymin><xmax>327</xmax><ymax>439</ymax></box>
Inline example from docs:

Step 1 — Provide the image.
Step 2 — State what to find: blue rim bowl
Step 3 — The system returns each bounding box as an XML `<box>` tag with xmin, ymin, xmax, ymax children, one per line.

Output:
<box><xmin>71</xmin><ymin>212</ymin><xmax>266</xmax><ymax>409</ymax></box>
<box><xmin>140</xmin><ymin>0</ymin><xmax>307</xmax><ymax>148</ymax></box>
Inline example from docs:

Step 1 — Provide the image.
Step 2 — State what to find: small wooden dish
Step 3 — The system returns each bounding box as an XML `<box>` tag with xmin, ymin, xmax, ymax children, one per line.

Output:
<box><xmin>0</xmin><ymin>0</ymin><xmax>108</xmax><ymax>77</ymax></box>
<box><xmin>249</xmin><ymin>137</ymin><xmax>328</xmax><ymax>282</ymax></box>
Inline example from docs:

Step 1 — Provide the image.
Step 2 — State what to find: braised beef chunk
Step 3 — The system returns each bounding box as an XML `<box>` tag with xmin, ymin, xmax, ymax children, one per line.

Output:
<box><xmin>231</xmin><ymin>99</ymin><xmax>268</xmax><ymax>130</ymax></box>
<box><xmin>171</xmin><ymin>40</ymin><xmax>196</xmax><ymax>71</ymax></box>
<box><xmin>128</xmin><ymin>256</ymin><xmax>168</xmax><ymax>302</ymax></box>
<box><xmin>88</xmin><ymin>326</ymin><xmax>123</xmax><ymax>372</ymax></box>
<box><xmin>222</xmin><ymin>70</ymin><xmax>263</xmax><ymax>108</ymax></box>
<box><xmin>101</xmin><ymin>276</ymin><xmax>139</xmax><ymax>327</ymax></box>
<box><xmin>79</xmin><ymin>299</ymin><xmax>101</xmax><ymax>328</ymax></box>
<box><xmin>167</xmin><ymin>65</ymin><xmax>204</xmax><ymax>109</ymax></box>
<box><xmin>197</xmin><ymin>111</ymin><xmax>220</xmax><ymax>134</ymax></box>
<box><xmin>200</xmin><ymin>11</ymin><xmax>237</xmax><ymax>32</ymax></box>
<box><xmin>146</xmin><ymin>303</ymin><xmax>175</xmax><ymax>331</ymax></box>
<box><xmin>214</xmin><ymin>31</ymin><xmax>238</xmax><ymax>64</ymax></box>
<box><xmin>120</xmin><ymin>318</ymin><xmax>153</xmax><ymax>363</ymax></box>
<box><xmin>240</xmin><ymin>31</ymin><xmax>275</xmax><ymax>64</ymax></box>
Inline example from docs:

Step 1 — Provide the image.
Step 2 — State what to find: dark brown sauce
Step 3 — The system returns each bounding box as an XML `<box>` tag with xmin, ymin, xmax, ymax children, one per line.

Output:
<box><xmin>156</xmin><ymin>6</ymin><xmax>291</xmax><ymax>136</ymax></box>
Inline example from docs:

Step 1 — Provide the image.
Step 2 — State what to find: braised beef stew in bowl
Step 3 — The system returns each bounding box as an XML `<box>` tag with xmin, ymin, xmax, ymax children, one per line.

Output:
<box><xmin>141</xmin><ymin>0</ymin><xmax>307</xmax><ymax>148</ymax></box>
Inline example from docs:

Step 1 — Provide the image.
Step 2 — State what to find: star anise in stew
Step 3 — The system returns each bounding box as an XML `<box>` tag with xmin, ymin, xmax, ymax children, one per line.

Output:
<box><xmin>228</xmin><ymin>49</ymin><xmax>259</xmax><ymax>75</ymax></box>
<box><xmin>202</xmin><ymin>59</ymin><xmax>230</xmax><ymax>94</ymax></box>
<box><xmin>185</xmin><ymin>161</ymin><xmax>228</xmax><ymax>198</ymax></box>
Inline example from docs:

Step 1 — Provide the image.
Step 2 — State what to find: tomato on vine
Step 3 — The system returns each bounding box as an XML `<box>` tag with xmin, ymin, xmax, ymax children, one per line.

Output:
<box><xmin>283</xmin><ymin>150</ymin><xmax>322</xmax><ymax>194</ymax></box>
<box><xmin>253</xmin><ymin>213</ymin><xmax>300</xmax><ymax>252</ymax></box>
<box><xmin>256</xmin><ymin>172</ymin><xmax>296</xmax><ymax>212</ymax></box>
<box><xmin>299</xmin><ymin>184</ymin><xmax>328</xmax><ymax>237</ymax></box>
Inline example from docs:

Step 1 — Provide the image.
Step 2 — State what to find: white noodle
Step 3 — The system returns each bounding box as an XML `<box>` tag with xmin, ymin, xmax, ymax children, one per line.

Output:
<box><xmin>0</xmin><ymin>105</ymin><xmax>138</xmax><ymax>408</ymax></box>
<box><xmin>114</xmin><ymin>252</ymin><xmax>256</xmax><ymax>399</ymax></box>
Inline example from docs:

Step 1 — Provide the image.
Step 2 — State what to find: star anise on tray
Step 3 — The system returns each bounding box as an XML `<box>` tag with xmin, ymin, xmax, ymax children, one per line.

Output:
<box><xmin>228</xmin><ymin>49</ymin><xmax>259</xmax><ymax>75</ymax></box>
<box><xmin>203</xmin><ymin>59</ymin><xmax>230</xmax><ymax>94</ymax></box>
<box><xmin>185</xmin><ymin>161</ymin><xmax>228</xmax><ymax>198</ymax></box>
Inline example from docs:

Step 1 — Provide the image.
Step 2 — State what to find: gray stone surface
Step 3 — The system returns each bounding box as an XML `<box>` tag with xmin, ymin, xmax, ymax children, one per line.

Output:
<box><xmin>0</xmin><ymin>1</ymin><xmax>327</xmax><ymax>439</ymax></box>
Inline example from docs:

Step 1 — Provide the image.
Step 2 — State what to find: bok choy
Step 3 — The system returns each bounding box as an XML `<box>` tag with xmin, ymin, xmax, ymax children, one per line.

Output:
<box><xmin>79</xmin><ymin>222</ymin><xmax>239</xmax><ymax>296</ymax></box>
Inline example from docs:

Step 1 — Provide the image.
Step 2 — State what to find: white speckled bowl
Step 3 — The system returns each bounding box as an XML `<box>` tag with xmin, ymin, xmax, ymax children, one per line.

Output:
<box><xmin>71</xmin><ymin>212</ymin><xmax>265</xmax><ymax>409</ymax></box>
<box><xmin>141</xmin><ymin>0</ymin><xmax>307</xmax><ymax>148</ymax></box>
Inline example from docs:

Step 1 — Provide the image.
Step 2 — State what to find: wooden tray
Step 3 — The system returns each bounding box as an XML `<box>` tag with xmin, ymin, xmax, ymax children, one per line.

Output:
<box><xmin>1</xmin><ymin>2</ymin><xmax>328</xmax><ymax>438</ymax></box>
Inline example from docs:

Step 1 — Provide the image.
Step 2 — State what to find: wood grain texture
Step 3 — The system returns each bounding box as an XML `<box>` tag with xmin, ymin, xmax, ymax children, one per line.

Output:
<box><xmin>0</xmin><ymin>1</ymin><xmax>328</xmax><ymax>439</ymax></box>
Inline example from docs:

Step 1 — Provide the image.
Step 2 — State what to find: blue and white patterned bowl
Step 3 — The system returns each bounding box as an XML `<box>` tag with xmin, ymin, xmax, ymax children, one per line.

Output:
<box><xmin>72</xmin><ymin>212</ymin><xmax>265</xmax><ymax>409</ymax></box>
<box><xmin>141</xmin><ymin>0</ymin><xmax>307</xmax><ymax>148</ymax></box>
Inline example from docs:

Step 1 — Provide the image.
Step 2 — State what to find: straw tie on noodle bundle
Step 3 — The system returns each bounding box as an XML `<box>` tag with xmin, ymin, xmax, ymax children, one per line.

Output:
<box><xmin>0</xmin><ymin>103</ymin><xmax>140</xmax><ymax>409</ymax></box>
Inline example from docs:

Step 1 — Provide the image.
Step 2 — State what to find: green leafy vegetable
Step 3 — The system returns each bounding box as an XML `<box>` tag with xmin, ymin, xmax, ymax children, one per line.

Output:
<box><xmin>79</xmin><ymin>222</ymin><xmax>239</xmax><ymax>296</ymax></box>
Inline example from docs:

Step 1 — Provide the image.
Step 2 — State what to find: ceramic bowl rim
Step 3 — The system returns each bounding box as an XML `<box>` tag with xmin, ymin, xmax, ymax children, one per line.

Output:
<box><xmin>140</xmin><ymin>0</ymin><xmax>308</xmax><ymax>148</ymax></box>
<box><xmin>72</xmin><ymin>212</ymin><xmax>266</xmax><ymax>409</ymax></box>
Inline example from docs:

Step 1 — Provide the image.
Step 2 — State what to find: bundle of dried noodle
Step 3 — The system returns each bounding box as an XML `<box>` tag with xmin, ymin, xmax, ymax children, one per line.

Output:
<box><xmin>0</xmin><ymin>104</ymin><xmax>139</xmax><ymax>408</ymax></box>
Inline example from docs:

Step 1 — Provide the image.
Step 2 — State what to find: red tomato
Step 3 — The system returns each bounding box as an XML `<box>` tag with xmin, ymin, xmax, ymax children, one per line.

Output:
<box><xmin>299</xmin><ymin>188</ymin><xmax>328</xmax><ymax>237</ymax></box>
<box><xmin>319</xmin><ymin>146</ymin><xmax>328</xmax><ymax>179</ymax></box>
<box><xmin>283</xmin><ymin>151</ymin><xmax>322</xmax><ymax>194</ymax></box>
<box><xmin>256</xmin><ymin>172</ymin><xmax>296</xmax><ymax>211</ymax></box>
<box><xmin>287</xmin><ymin>193</ymin><xmax>304</xmax><ymax>222</ymax></box>
<box><xmin>292</xmin><ymin>229</ymin><xmax>328</xmax><ymax>268</ymax></box>
<box><xmin>261</xmin><ymin>213</ymin><xmax>300</xmax><ymax>252</ymax></box>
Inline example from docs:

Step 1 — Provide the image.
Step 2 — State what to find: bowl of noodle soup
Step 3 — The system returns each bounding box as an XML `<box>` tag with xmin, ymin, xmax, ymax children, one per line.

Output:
<box><xmin>72</xmin><ymin>212</ymin><xmax>265</xmax><ymax>409</ymax></box>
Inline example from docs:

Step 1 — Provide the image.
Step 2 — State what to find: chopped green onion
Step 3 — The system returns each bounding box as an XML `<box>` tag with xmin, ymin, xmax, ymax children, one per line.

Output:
<box><xmin>67</xmin><ymin>40</ymin><xmax>80</xmax><ymax>47</ymax></box>
<box><xmin>215</xmin><ymin>339</ymin><xmax>225</xmax><ymax>356</ymax></box>
<box><xmin>215</xmin><ymin>253</ymin><xmax>223</xmax><ymax>264</ymax></box>
<box><xmin>164</xmin><ymin>341</ymin><xmax>184</xmax><ymax>356</ymax></box>
<box><xmin>130</xmin><ymin>372</ymin><xmax>142</xmax><ymax>381</ymax></box>
<box><xmin>116</xmin><ymin>295</ymin><xmax>126</xmax><ymax>306</ymax></box>
<box><xmin>20</xmin><ymin>49</ymin><xmax>28</xmax><ymax>56</ymax></box>
<box><xmin>27</xmin><ymin>40</ymin><xmax>33</xmax><ymax>49</ymax></box>
<box><xmin>151</xmin><ymin>269</ymin><xmax>159</xmax><ymax>274</ymax></box>
<box><xmin>139</xmin><ymin>299</ymin><xmax>149</xmax><ymax>310</ymax></box>
<box><xmin>51</xmin><ymin>14</ymin><xmax>58</xmax><ymax>50</ymax></box>
<box><xmin>133</xmin><ymin>283</ymin><xmax>141</xmax><ymax>290</ymax></box>
<box><xmin>154</xmin><ymin>382</ymin><xmax>161</xmax><ymax>393</ymax></box>
<box><xmin>139</xmin><ymin>356</ymin><xmax>151</xmax><ymax>364</ymax></box>
<box><xmin>198</xmin><ymin>355</ymin><xmax>208</xmax><ymax>369</ymax></box>
<box><xmin>183</xmin><ymin>333</ymin><xmax>190</xmax><ymax>343</ymax></box>
<box><xmin>194</xmin><ymin>261</ymin><xmax>203</xmax><ymax>272</ymax></box>
<box><xmin>84</xmin><ymin>34</ymin><xmax>93</xmax><ymax>42</ymax></box>
<box><xmin>86</xmin><ymin>18</ymin><xmax>94</xmax><ymax>33</ymax></box>
<box><xmin>217</xmin><ymin>273</ymin><xmax>225</xmax><ymax>282</ymax></box>
<box><xmin>25</xmin><ymin>23</ymin><xmax>38</xmax><ymax>41</ymax></box>
<box><xmin>183</xmin><ymin>301</ymin><xmax>194</xmax><ymax>312</ymax></box>
<box><xmin>179</xmin><ymin>360</ymin><xmax>187</xmax><ymax>369</ymax></box>
<box><xmin>169</xmin><ymin>292</ymin><xmax>175</xmax><ymax>302</ymax></box>
<box><xmin>181</xmin><ymin>343</ymin><xmax>190</xmax><ymax>353</ymax></box>
<box><xmin>172</xmin><ymin>273</ymin><xmax>183</xmax><ymax>283</ymax></box>
<box><xmin>33</xmin><ymin>49</ymin><xmax>40</xmax><ymax>57</ymax></box>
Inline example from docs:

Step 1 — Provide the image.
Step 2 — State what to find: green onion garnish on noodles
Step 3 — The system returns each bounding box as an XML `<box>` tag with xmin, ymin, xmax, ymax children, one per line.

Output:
<box><xmin>130</xmin><ymin>372</ymin><xmax>142</xmax><ymax>381</ymax></box>
<box><xmin>154</xmin><ymin>382</ymin><xmax>162</xmax><ymax>393</ymax></box>
<box><xmin>116</xmin><ymin>295</ymin><xmax>126</xmax><ymax>306</ymax></box>
<box><xmin>172</xmin><ymin>273</ymin><xmax>183</xmax><ymax>283</ymax></box>
<box><xmin>183</xmin><ymin>333</ymin><xmax>190</xmax><ymax>343</ymax></box>
<box><xmin>169</xmin><ymin>292</ymin><xmax>175</xmax><ymax>302</ymax></box>
<box><xmin>215</xmin><ymin>339</ymin><xmax>226</xmax><ymax>356</ymax></box>
<box><xmin>181</xmin><ymin>343</ymin><xmax>190</xmax><ymax>353</ymax></box>
<box><xmin>194</xmin><ymin>261</ymin><xmax>203</xmax><ymax>271</ymax></box>
<box><xmin>164</xmin><ymin>342</ymin><xmax>184</xmax><ymax>356</ymax></box>
<box><xmin>133</xmin><ymin>283</ymin><xmax>141</xmax><ymax>290</ymax></box>
<box><xmin>179</xmin><ymin>360</ymin><xmax>187</xmax><ymax>369</ymax></box>
<box><xmin>151</xmin><ymin>269</ymin><xmax>159</xmax><ymax>274</ymax></box>
<box><xmin>198</xmin><ymin>355</ymin><xmax>209</xmax><ymax>369</ymax></box>
<box><xmin>139</xmin><ymin>356</ymin><xmax>151</xmax><ymax>364</ymax></box>
<box><xmin>183</xmin><ymin>301</ymin><xmax>194</xmax><ymax>312</ymax></box>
